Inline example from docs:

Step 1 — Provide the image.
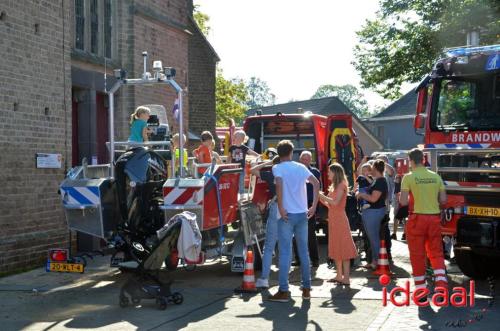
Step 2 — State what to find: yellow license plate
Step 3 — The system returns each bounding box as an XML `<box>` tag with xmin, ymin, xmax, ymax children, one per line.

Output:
<box><xmin>49</xmin><ymin>262</ymin><xmax>84</xmax><ymax>273</ymax></box>
<box><xmin>465</xmin><ymin>206</ymin><xmax>500</xmax><ymax>218</ymax></box>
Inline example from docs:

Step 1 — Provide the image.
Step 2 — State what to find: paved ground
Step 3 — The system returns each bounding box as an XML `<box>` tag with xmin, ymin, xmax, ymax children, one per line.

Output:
<box><xmin>1</xmin><ymin>235</ymin><xmax>499</xmax><ymax>330</ymax></box>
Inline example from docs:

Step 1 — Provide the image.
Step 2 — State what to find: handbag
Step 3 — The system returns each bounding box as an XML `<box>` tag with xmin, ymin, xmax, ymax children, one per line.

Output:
<box><xmin>345</xmin><ymin>193</ymin><xmax>361</xmax><ymax>231</ymax></box>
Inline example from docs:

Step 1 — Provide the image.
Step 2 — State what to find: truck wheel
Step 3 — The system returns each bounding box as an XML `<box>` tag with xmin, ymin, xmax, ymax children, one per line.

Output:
<box><xmin>455</xmin><ymin>250</ymin><xmax>491</xmax><ymax>280</ymax></box>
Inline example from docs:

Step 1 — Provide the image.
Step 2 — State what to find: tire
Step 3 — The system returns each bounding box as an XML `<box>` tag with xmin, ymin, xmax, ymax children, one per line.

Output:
<box><xmin>119</xmin><ymin>296</ymin><xmax>129</xmax><ymax>308</ymax></box>
<box><xmin>172</xmin><ymin>292</ymin><xmax>183</xmax><ymax>305</ymax></box>
<box><xmin>455</xmin><ymin>249</ymin><xmax>496</xmax><ymax>280</ymax></box>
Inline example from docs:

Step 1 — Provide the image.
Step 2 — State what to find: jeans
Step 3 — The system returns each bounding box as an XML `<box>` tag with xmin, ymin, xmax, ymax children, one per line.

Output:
<box><xmin>261</xmin><ymin>201</ymin><xmax>279</xmax><ymax>279</ymax></box>
<box><xmin>278</xmin><ymin>212</ymin><xmax>311</xmax><ymax>291</ymax></box>
<box><xmin>238</xmin><ymin>169</ymin><xmax>245</xmax><ymax>194</ymax></box>
<box><xmin>361</xmin><ymin>207</ymin><xmax>386</xmax><ymax>264</ymax></box>
<box><xmin>293</xmin><ymin>201</ymin><xmax>319</xmax><ymax>264</ymax></box>
<box><xmin>381</xmin><ymin>214</ymin><xmax>392</xmax><ymax>255</ymax></box>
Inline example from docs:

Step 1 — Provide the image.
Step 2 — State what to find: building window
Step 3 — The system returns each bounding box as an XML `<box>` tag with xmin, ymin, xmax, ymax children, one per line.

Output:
<box><xmin>75</xmin><ymin>0</ymin><xmax>85</xmax><ymax>50</ymax></box>
<box><xmin>90</xmin><ymin>0</ymin><xmax>99</xmax><ymax>54</ymax></box>
<box><xmin>104</xmin><ymin>0</ymin><xmax>112</xmax><ymax>58</ymax></box>
<box><xmin>74</xmin><ymin>0</ymin><xmax>113</xmax><ymax>58</ymax></box>
<box><xmin>377</xmin><ymin>126</ymin><xmax>384</xmax><ymax>139</ymax></box>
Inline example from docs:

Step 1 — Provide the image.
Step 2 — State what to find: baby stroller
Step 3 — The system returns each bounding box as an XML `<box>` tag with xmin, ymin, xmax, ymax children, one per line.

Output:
<box><xmin>119</xmin><ymin>204</ymin><xmax>184</xmax><ymax>310</ymax></box>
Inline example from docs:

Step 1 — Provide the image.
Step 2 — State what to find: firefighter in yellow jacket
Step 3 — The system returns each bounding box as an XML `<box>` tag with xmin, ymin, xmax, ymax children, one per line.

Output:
<box><xmin>399</xmin><ymin>148</ymin><xmax>448</xmax><ymax>292</ymax></box>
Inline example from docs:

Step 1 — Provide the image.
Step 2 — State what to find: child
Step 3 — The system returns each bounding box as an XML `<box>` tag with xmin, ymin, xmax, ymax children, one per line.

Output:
<box><xmin>228</xmin><ymin>130</ymin><xmax>259</xmax><ymax>194</ymax></box>
<box><xmin>210</xmin><ymin>140</ymin><xmax>222</xmax><ymax>164</ymax></box>
<box><xmin>355</xmin><ymin>163</ymin><xmax>373</xmax><ymax>210</ymax></box>
<box><xmin>193</xmin><ymin>131</ymin><xmax>213</xmax><ymax>175</ymax></box>
<box><xmin>172</xmin><ymin>133</ymin><xmax>188</xmax><ymax>175</ymax></box>
<box><xmin>128</xmin><ymin>106</ymin><xmax>151</xmax><ymax>143</ymax></box>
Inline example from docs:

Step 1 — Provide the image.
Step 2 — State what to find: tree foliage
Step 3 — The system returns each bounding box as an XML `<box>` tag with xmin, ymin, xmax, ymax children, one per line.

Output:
<box><xmin>215</xmin><ymin>68</ymin><xmax>248</xmax><ymax>126</ymax></box>
<box><xmin>193</xmin><ymin>4</ymin><xmax>210</xmax><ymax>36</ymax></box>
<box><xmin>245</xmin><ymin>77</ymin><xmax>275</xmax><ymax>109</ymax></box>
<box><xmin>311</xmin><ymin>84</ymin><xmax>371</xmax><ymax>118</ymax></box>
<box><xmin>353</xmin><ymin>0</ymin><xmax>500</xmax><ymax>99</ymax></box>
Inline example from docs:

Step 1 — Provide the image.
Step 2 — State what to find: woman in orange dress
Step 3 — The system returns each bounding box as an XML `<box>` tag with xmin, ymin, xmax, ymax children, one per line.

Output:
<box><xmin>319</xmin><ymin>162</ymin><xmax>358</xmax><ymax>286</ymax></box>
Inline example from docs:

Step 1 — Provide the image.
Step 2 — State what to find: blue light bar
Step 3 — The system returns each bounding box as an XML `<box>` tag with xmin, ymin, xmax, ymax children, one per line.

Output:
<box><xmin>445</xmin><ymin>44</ymin><xmax>500</xmax><ymax>57</ymax></box>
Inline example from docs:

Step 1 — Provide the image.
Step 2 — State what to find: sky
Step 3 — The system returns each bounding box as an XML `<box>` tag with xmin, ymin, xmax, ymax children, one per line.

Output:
<box><xmin>194</xmin><ymin>0</ymin><xmax>409</xmax><ymax>111</ymax></box>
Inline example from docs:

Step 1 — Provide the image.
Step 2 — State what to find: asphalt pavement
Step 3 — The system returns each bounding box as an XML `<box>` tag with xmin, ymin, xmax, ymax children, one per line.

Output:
<box><xmin>1</xmin><ymin>234</ymin><xmax>499</xmax><ymax>331</ymax></box>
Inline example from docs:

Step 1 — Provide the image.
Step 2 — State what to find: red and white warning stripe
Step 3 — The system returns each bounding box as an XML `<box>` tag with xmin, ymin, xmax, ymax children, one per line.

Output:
<box><xmin>163</xmin><ymin>186</ymin><xmax>204</xmax><ymax>205</ymax></box>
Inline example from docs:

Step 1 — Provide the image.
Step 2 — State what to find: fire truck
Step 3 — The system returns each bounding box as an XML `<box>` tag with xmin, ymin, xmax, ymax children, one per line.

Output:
<box><xmin>414</xmin><ymin>44</ymin><xmax>500</xmax><ymax>278</ymax></box>
<box><xmin>243</xmin><ymin>112</ymin><xmax>359</xmax><ymax>231</ymax></box>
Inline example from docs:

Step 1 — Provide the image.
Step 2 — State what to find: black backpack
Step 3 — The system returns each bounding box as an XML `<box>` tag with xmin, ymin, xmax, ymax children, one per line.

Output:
<box><xmin>345</xmin><ymin>193</ymin><xmax>362</xmax><ymax>231</ymax></box>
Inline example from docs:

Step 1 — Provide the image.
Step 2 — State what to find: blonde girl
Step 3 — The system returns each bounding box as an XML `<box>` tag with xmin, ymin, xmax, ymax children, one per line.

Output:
<box><xmin>128</xmin><ymin>106</ymin><xmax>151</xmax><ymax>143</ymax></box>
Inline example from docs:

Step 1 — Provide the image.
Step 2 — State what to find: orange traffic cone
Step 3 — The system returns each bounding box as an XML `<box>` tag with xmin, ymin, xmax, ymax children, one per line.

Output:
<box><xmin>234</xmin><ymin>250</ymin><xmax>258</xmax><ymax>293</ymax></box>
<box><xmin>372</xmin><ymin>240</ymin><xmax>393</xmax><ymax>276</ymax></box>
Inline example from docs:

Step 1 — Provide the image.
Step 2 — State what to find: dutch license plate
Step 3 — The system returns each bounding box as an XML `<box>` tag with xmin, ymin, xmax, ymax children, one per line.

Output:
<box><xmin>465</xmin><ymin>206</ymin><xmax>500</xmax><ymax>218</ymax></box>
<box><xmin>49</xmin><ymin>262</ymin><xmax>84</xmax><ymax>273</ymax></box>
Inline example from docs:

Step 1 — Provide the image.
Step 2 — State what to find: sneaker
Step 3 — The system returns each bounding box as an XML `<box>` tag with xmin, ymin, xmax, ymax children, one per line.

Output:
<box><xmin>268</xmin><ymin>291</ymin><xmax>290</xmax><ymax>302</ymax></box>
<box><xmin>302</xmin><ymin>288</ymin><xmax>311</xmax><ymax>300</ymax></box>
<box><xmin>390</xmin><ymin>233</ymin><xmax>397</xmax><ymax>240</ymax></box>
<box><xmin>291</xmin><ymin>261</ymin><xmax>301</xmax><ymax>267</ymax></box>
<box><xmin>255</xmin><ymin>278</ymin><xmax>269</xmax><ymax>288</ymax></box>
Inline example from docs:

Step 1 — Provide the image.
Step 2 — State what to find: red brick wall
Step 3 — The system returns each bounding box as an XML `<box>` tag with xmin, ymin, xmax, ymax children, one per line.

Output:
<box><xmin>0</xmin><ymin>0</ymin><xmax>216</xmax><ymax>274</ymax></box>
<box><xmin>0</xmin><ymin>1</ymin><xmax>72</xmax><ymax>273</ymax></box>
<box><xmin>187</xmin><ymin>19</ymin><xmax>217</xmax><ymax>138</ymax></box>
<box><xmin>132</xmin><ymin>14</ymin><xmax>189</xmax><ymax>136</ymax></box>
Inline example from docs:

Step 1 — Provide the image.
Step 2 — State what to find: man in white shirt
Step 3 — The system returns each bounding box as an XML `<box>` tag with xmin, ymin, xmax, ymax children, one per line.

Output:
<box><xmin>268</xmin><ymin>140</ymin><xmax>320</xmax><ymax>302</ymax></box>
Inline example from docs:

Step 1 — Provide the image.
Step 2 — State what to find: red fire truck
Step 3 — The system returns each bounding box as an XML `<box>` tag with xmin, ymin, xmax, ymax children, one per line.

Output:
<box><xmin>243</xmin><ymin>112</ymin><xmax>359</xmax><ymax>231</ymax></box>
<box><xmin>414</xmin><ymin>44</ymin><xmax>500</xmax><ymax>278</ymax></box>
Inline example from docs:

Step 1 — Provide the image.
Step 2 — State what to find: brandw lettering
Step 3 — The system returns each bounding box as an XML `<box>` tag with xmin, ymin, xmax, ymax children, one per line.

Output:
<box><xmin>451</xmin><ymin>132</ymin><xmax>500</xmax><ymax>143</ymax></box>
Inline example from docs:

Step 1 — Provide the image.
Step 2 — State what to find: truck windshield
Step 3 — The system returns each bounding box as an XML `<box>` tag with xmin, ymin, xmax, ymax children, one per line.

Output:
<box><xmin>432</xmin><ymin>75</ymin><xmax>500</xmax><ymax>131</ymax></box>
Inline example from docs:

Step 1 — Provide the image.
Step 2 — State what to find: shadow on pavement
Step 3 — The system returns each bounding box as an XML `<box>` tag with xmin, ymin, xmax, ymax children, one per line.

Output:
<box><xmin>4</xmin><ymin>261</ymin><xmax>240</xmax><ymax>331</ymax></box>
<box><xmin>236</xmin><ymin>298</ymin><xmax>319</xmax><ymax>330</ymax></box>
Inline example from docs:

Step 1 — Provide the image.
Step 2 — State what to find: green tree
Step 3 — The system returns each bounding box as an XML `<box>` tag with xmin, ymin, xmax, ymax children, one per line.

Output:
<box><xmin>311</xmin><ymin>84</ymin><xmax>371</xmax><ymax>118</ymax></box>
<box><xmin>245</xmin><ymin>77</ymin><xmax>275</xmax><ymax>109</ymax></box>
<box><xmin>353</xmin><ymin>0</ymin><xmax>500</xmax><ymax>99</ymax></box>
<box><xmin>215</xmin><ymin>68</ymin><xmax>248</xmax><ymax>126</ymax></box>
<box><xmin>193</xmin><ymin>4</ymin><xmax>210</xmax><ymax>36</ymax></box>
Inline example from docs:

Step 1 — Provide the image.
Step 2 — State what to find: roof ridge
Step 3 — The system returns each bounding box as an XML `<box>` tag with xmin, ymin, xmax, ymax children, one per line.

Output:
<box><xmin>247</xmin><ymin>96</ymin><xmax>340</xmax><ymax>112</ymax></box>
<box><xmin>371</xmin><ymin>88</ymin><xmax>417</xmax><ymax>118</ymax></box>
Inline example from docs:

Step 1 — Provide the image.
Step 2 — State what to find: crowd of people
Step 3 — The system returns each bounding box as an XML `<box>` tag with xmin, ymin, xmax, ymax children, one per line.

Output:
<box><xmin>128</xmin><ymin>106</ymin><xmax>449</xmax><ymax>303</ymax></box>
<box><xmin>252</xmin><ymin>143</ymin><xmax>448</xmax><ymax>304</ymax></box>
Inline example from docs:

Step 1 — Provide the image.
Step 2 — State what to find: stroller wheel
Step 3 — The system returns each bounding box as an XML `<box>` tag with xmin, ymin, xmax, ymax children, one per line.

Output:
<box><xmin>172</xmin><ymin>292</ymin><xmax>183</xmax><ymax>305</ymax></box>
<box><xmin>132</xmin><ymin>297</ymin><xmax>141</xmax><ymax>305</ymax></box>
<box><xmin>119</xmin><ymin>296</ymin><xmax>129</xmax><ymax>308</ymax></box>
<box><xmin>156</xmin><ymin>297</ymin><xmax>167</xmax><ymax>310</ymax></box>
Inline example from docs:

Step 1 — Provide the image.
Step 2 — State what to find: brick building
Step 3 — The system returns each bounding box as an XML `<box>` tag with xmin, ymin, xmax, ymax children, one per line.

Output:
<box><xmin>0</xmin><ymin>0</ymin><xmax>218</xmax><ymax>274</ymax></box>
